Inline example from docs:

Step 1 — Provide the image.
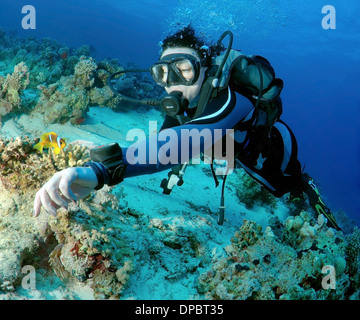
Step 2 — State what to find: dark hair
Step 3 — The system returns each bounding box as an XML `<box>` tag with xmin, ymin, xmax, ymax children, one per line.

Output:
<box><xmin>160</xmin><ymin>25</ymin><xmax>224</xmax><ymax>66</ymax></box>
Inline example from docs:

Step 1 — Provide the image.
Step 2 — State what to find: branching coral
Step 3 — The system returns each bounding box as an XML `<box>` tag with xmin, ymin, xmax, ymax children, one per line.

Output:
<box><xmin>0</xmin><ymin>62</ymin><xmax>30</xmax><ymax>121</ymax></box>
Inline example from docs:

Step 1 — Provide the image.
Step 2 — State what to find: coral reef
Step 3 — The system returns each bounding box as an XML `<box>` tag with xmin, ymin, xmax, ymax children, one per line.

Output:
<box><xmin>0</xmin><ymin>28</ymin><xmax>164</xmax><ymax>128</ymax></box>
<box><xmin>229</xmin><ymin>168</ymin><xmax>278</xmax><ymax>210</ymax></box>
<box><xmin>0</xmin><ymin>136</ymin><xmax>90</xmax><ymax>191</ymax></box>
<box><xmin>0</xmin><ymin>30</ymin><xmax>94</xmax><ymax>86</ymax></box>
<box><xmin>74</xmin><ymin>56</ymin><xmax>97</xmax><ymax>88</ymax></box>
<box><xmin>345</xmin><ymin>227</ymin><xmax>360</xmax><ymax>288</ymax></box>
<box><xmin>0</xmin><ymin>136</ymin><xmax>134</xmax><ymax>298</ymax></box>
<box><xmin>0</xmin><ymin>137</ymin><xmax>359</xmax><ymax>300</ymax></box>
<box><xmin>47</xmin><ymin>188</ymin><xmax>135</xmax><ymax>299</ymax></box>
<box><xmin>0</xmin><ymin>190</ymin><xmax>45</xmax><ymax>292</ymax></box>
<box><xmin>142</xmin><ymin>216</ymin><xmax>209</xmax><ymax>280</ymax></box>
<box><xmin>0</xmin><ymin>62</ymin><xmax>30</xmax><ymax>123</ymax></box>
<box><xmin>197</xmin><ymin>215</ymin><xmax>360</xmax><ymax>300</ymax></box>
<box><xmin>32</xmin><ymin>56</ymin><xmax>119</xmax><ymax>125</ymax></box>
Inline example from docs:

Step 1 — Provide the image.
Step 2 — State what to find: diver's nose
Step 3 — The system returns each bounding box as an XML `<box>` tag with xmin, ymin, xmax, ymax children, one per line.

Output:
<box><xmin>165</xmin><ymin>69</ymin><xmax>178</xmax><ymax>87</ymax></box>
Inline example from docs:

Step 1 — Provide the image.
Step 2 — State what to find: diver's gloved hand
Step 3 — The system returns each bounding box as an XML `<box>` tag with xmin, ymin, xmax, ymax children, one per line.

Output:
<box><xmin>33</xmin><ymin>167</ymin><xmax>98</xmax><ymax>217</ymax></box>
<box><xmin>243</xmin><ymin>125</ymin><xmax>270</xmax><ymax>167</ymax></box>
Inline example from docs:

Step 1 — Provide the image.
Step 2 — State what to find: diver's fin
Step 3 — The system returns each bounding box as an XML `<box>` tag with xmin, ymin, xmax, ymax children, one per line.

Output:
<box><xmin>302</xmin><ymin>173</ymin><xmax>341</xmax><ymax>231</ymax></box>
<box><xmin>314</xmin><ymin>203</ymin><xmax>341</xmax><ymax>231</ymax></box>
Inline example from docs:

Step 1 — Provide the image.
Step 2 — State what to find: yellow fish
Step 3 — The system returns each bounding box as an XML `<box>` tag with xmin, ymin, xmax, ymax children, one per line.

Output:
<box><xmin>34</xmin><ymin>132</ymin><xmax>66</xmax><ymax>155</ymax></box>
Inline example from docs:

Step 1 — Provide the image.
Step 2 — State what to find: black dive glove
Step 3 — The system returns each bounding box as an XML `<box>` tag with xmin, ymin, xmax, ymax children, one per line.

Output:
<box><xmin>84</xmin><ymin>143</ymin><xmax>127</xmax><ymax>190</ymax></box>
<box><xmin>242</xmin><ymin>125</ymin><xmax>270</xmax><ymax>168</ymax></box>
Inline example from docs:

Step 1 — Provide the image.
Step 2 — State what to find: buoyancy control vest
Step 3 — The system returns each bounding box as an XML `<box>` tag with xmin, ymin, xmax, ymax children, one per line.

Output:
<box><xmin>192</xmin><ymin>49</ymin><xmax>284</xmax><ymax>132</ymax></box>
<box><xmin>192</xmin><ymin>48</ymin><xmax>285</xmax><ymax>225</ymax></box>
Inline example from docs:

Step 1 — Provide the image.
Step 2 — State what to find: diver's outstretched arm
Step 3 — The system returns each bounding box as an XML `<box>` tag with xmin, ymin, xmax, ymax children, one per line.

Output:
<box><xmin>33</xmin><ymin>167</ymin><xmax>98</xmax><ymax>217</ymax></box>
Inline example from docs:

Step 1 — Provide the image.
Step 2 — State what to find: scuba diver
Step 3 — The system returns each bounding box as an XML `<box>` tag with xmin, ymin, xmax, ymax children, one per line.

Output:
<box><xmin>33</xmin><ymin>25</ymin><xmax>341</xmax><ymax>231</ymax></box>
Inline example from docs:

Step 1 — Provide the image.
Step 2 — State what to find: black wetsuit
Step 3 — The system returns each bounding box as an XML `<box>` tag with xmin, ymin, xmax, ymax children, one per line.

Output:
<box><xmin>122</xmin><ymin>85</ymin><xmax>304</xmax><ymax>198</ymax></box>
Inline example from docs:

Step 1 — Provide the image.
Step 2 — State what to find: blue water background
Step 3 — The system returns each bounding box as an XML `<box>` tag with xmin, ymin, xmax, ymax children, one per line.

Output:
<box><xmin>1</xmin><ymin>0</ymin><xmax>359</xmax><ymax>224</ymax></box>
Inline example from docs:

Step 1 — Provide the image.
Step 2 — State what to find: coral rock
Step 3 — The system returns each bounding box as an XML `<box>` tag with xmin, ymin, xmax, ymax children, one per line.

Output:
<box><xmin>198</xmin><ymin>218</ymin><xmax>357</xmax><ymax>300</ymax></box>
<box><xmin>0</xmin><ymin>62</ymin><xmax>30</xmax><ymax>122</ymax></box>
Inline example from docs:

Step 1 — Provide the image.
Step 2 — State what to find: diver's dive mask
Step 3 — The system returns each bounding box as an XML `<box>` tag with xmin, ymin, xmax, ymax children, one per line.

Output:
<box><xmin>150</xmin><ymin>54</ymin><xmax>202</xmax><ymax>87</ymax></box>
<box><xmin>107</xmin><ymin>30</ymin><xmax>234</xmax><ymax>119</ymax></box>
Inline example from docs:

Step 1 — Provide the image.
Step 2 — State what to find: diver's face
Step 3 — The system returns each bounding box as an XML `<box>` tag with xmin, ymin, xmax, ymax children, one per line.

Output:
<box><xmin>160</xmin><ymin>47</ymin><xmax>207</xmax><ymax>102</ymax></box>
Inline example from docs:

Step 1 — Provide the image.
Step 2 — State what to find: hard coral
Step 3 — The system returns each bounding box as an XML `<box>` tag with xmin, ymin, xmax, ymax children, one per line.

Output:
<box><xmin>198</xmin><ymin>218</ymin><xmax>358</xmax><ymax>300</ymax></box>
<box><xmin>47</xmin><ymin>187</ymin><xmax>135</xmax><ymax>299</ymax></box>
<box><xmin>0</xmin><ymin>136</ymin><xmax>90</xmax><ymax>191</ymax></box>
<box><xmin>345</xmin><ymin>227</ymin><xmax>360</xmax><ymax>277</ymax></box>
<box><xmin>32</xmin><ymin>56</ymin><xmax>118</xmax><ymax>125</ymax></box>
<box><xmin>34</xmin><ymin>76</ymin><xmax>89</xmax><ymax>124</ymax></box>
<box><xmin>74</xmin><ymin>56</ymin><xmax>97</xmax><ymax>88</ymax></box>
<box><xmin>0</xmin><ymin>136</ymin><xmax>130</xmax><ymax>297</ymax></box>
<box><xmin>0</xmin><ymin>62</ymin><xmax>30</xmax><ymax>121</ymax></box>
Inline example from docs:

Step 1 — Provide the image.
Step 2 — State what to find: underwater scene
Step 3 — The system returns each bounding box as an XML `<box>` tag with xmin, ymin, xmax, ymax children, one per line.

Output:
<box><xmin>0</xmin><ymin>0</ymin><xmax>359</xmax><ymax>301</ymax></box>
